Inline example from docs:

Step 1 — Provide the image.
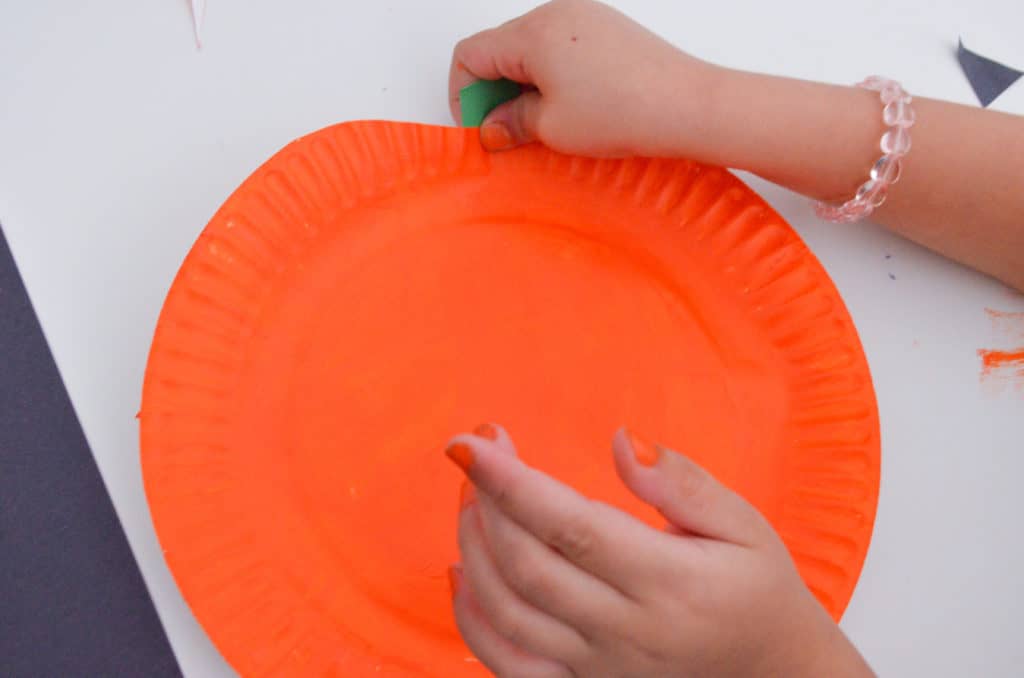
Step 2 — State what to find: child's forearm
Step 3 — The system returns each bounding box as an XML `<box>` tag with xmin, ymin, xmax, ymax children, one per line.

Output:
<box><xmin>673</xmin><ymin>66</ymin><xmax>1024</xmax><ymax>291</ymax></box>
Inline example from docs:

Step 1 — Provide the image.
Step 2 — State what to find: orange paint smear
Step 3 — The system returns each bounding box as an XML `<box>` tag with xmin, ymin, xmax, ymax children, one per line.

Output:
<box><xmin>974</xmin><ymin>348</ymin><xmax>1024</xmax><ymax>374</ymax></box>
<box><xmin>985</xmin><ymin>308</ymin><xmax>1024</xmax><ymax>320</ymax></box>
<box><xmin>978</xmin><ymin>308</ymin><xmax>1024</xmax><ymax>384</ymax></box>
<box><xmin>978</xmin><ymin>348</ymin><xmax>1024</xmax><ymax>372</ymax></box>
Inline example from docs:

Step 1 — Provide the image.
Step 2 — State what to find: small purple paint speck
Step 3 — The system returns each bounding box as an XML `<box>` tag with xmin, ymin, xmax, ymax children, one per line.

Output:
<box><xmin>888</xmin><ymin>273</ymin><xmax>896</xmax><ymax>280</ymax></box>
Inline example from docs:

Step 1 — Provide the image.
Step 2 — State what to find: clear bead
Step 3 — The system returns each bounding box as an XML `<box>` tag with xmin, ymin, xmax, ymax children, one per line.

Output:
<box><xmin>881</xmin><ymin>127</ymin><xmax>912</xmax><ymax>155</ymax></box>
<box><xmin>884</xmin><ymin>99</ymin><xmax>916</xmax><ymax>127</ymax></box>
<box><xmin>855</xmin><ymin>180</ymin><xmax>878</xmax><ymax>201</ymax></box>
<box><xmin>883</xmin><ymin>99</ymin><xmax>905</xmax><ymax>125</ymax></box>
<box><xmin>839</xmin><ymin>205</ymin><xmax>864</xmax><ymax>224</ymax></box>
<box><xmin>899</xmin><ymin>104</ymin><xmax>916</xmax><ymax>127</ymax></box>
<box><xmin>860</xmin><ymin>75</ymin><xmax>887</xmax><ymax>91</ymax></box>
<box><xmin>867</xmin><ymin>184</ymin><xmax>888</xmax><ymax>208</ymax></box>
<box><xmin>814</xmin><ymin>203</ymin><xmax>837</xmax><ymax>220</ymax></box>
<box><xmin>853</xmin><ymin>180</ymin><xmax>887</xmax><ymax>209</ymax></box>
<box><xmin>817</xmin><ymin>197</ymin><xmax>874</xmax><ymax>222</ymax></box>
<box><xmin>880</xmin><ymin>83</ymin><xmax>902</xmax><ymax>104</ymax></box>
<box><xmin>870</xmin><ymin>155</ymin><xmax>902</xmax><ymax>184</ymax></box>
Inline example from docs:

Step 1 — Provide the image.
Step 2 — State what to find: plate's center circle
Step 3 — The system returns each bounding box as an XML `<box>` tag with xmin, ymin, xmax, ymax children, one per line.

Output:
<box><xmin>284</xmin><ymin>217</ymin><xmax>743</xmax><ymax>661</ymax></box>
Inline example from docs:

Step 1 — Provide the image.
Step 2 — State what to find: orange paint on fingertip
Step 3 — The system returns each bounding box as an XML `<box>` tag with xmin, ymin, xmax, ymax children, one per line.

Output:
<box><xmin>473</xmin><ymin>423</ymin><xmax>498</xmax><ymax>441</ymax></box>
<box><xmin>479</xmin><ymin>122</ymin><xmax>513</xmax><ymax>151</ymax></box>
<box><xmin>445</xmin><ymin>443</ymin><xmax>474</xmax><ymax>473</ymax></box>
<box><xmin>626</xmin><ymin>429</ymin><xmax>659</xmax><ymax>467</ymax></box>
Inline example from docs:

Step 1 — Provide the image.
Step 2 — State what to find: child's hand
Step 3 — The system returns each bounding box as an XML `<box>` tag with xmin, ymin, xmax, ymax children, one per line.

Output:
<box><xmin>446</xmin><ymin>424</ymin><xmax>874</xmax><ymax>677</ymax></box>
<box><xmin>448</xmin><ymin>0</ymin><xmax>711</xmax><ymax>156</ymax></box>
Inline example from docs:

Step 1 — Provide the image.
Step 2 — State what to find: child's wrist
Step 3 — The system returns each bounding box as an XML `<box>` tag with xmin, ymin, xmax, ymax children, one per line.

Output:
<box><xmin>665</xmin><ymin>65</ymin><xmax>883</xmax><ymax>200</ymax></box>
<box><xmin>746</xmin><ymin>592</ymin><xmax>874</xmax><ymax>678</ymax></box>
<box><xmin>788</xmin><ymin>609</ymin><xmax>875</xmax><ymax>678</ymax></box>
<box><xmin>656</xmin><ymin>61</ymin><xmax>749</xmax><ymax>163</ymax></box>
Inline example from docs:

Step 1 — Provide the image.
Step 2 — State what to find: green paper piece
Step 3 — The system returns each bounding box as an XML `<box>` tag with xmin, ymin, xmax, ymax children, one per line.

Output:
<box><xmin>459</xmin><ymin>79</ymin><xmax>522</xmax><ymax>127</ymax></box>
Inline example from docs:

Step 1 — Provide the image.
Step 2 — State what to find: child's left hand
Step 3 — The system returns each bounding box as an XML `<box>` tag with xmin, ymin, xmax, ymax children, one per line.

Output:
<box><xmin>446</xmin><ymin>424</ymin><xmax>874</xmax><ymax>678</ymax></box>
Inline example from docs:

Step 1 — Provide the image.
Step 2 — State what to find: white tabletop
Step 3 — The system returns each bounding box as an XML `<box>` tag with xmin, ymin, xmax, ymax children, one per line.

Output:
<box><xmin>2</xmin><ymin>1</ymin><xmax>1023</xmax><ymax>676</ymax></box>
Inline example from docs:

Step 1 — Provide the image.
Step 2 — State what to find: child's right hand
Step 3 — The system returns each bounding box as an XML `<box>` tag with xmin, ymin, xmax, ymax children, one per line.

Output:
<box><xmin>446</xmin><ymin>425</ymin><xmax>875</xmax><ymax>677</ymax></box>
<box><xmin>448</xmin><ymin>0</ymin><xmax>712</xmax><ymax>157</ymax></box>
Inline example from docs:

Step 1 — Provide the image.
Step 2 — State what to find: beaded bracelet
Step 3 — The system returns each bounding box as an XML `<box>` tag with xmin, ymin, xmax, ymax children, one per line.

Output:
<box><xmin>814</xmin><ymin>76</ymin><xmax>916</xmax><ymax>223</ymax></box>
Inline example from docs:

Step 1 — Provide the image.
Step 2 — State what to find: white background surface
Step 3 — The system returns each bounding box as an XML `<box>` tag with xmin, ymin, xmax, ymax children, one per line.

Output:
<box><xmin>2</xmin><ymin>1</ymin><xmax>1023</xmax><ymax>676</ymax></box>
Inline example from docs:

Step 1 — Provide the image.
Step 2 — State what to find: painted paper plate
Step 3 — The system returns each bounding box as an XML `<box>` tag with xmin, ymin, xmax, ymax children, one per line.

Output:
<box><xmin>141</xmin><ymin>121</ymin><xmax>880</xmax><ymax>677</ymax></box>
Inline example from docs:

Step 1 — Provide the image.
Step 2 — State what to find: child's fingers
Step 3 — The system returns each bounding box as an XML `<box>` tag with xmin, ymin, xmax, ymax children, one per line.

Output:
<box><xmin>458</xmin><ymin>488</ymin><xmax>590</xmax><ymax>663</ymax></box>
<box><xmin>447</xmin><ymin>53</ymin><xmax>476</xmax><ymax>124</ymax></box>
<box><xmin>477</xmin><ymin>482</ymin><xmax>632</xmax><ymax>634</ymax></box>
<box><xmin>450</xmin><ymin>565</ymin><xmax>574</xmax><ymax>678</ymax></box>
<box><xmin>449</xmin><ymin>23</ymin><xmax>534</xmax><ymax>127</ymax></box>
<box><xmin>445</xmin><ymin>425</ymin><xmax>673</xmax><ymax>598</ymax></box>
<box><xmin>452</xmin><ymin>25</ymin><xmax>533</xmax><ymax>85</ymax></box>
<box><xmin>611</xmin><ymin>427</ymin><xmax>773</xmax><ymax>546</ymax></box>
<box><xmin>479</xmin><ymin>91</ymin><xmax>544</xmax><ymax>150</ymax></box>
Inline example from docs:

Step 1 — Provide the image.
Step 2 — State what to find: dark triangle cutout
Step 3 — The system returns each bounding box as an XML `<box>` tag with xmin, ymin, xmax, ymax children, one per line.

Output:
<box><xmin>0</xmin><ymin>222</ymin><xmax>181</xmax><ymax>676</ymax></box>
<box><xmin>957</xmin><ymin>39</ymin><xmax>1023</xmax><ymax>107</ymax></box>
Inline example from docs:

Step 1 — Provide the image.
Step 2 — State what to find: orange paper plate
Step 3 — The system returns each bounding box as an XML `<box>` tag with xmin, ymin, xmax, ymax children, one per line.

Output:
<box><xmin>141</xmin><ymin>121</ymin><xmax>880</xmax><ymax>677</ymax></box>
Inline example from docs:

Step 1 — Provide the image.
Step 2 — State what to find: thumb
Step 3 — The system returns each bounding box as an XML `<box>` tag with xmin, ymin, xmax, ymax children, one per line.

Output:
<box><xmin>479</xmin><ymin>90</ymin><xmax>543</xmax><ymax>151</ymax></box>
<box><xmin>611</xmin><ymin>427</ymin><xmax>772</xmax><ymax>546</ymax></box>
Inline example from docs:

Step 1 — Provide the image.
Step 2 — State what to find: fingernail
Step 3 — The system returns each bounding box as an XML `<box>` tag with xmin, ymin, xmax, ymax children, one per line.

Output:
<box><xmin>459</xmin><ymin>480</ymin><xmax>476</xmax><ymax>509</ymax></box>
<box><xmin>480</xmin><ymin>122</ymin><xmax>514</xmax><ymax>151</ymax></box>
<box><xmin>447</xmin><ymin>564</ymin><xmax>462</xmax><ymax>599</ymax></box>
<box><xmin>473</xmin><ymin>423</ymin><xmax>498</xmax><ymax>441</ymax></box>
<box><xmin>445</xmin><ymin>442</ymin><xmax>474</xmax><ymax>473</ymax></box>
<box><xmin>626</xmin><ymin>428</ymin><xmax>659</xmax><ymax>467</ymax></box>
